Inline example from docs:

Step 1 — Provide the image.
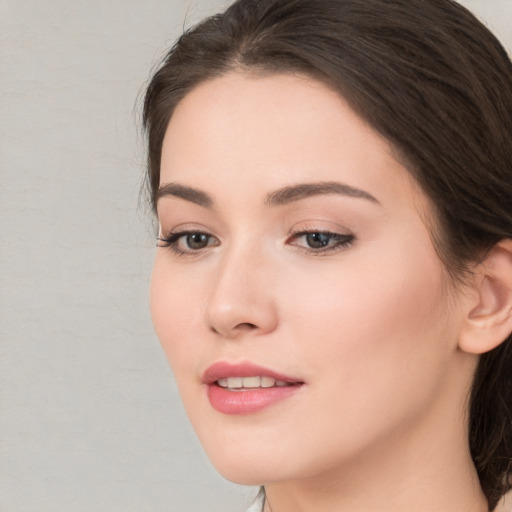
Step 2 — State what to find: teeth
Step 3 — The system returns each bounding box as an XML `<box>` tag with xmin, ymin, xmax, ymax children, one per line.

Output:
<box><xmin>228</xmin><ymin>377</ymin><xmax>243</xmax><ymax>388</ymax></box>
<box><xmin>261</xmin><ymin>376</ymin><xmax>276</xmax><ymax>388</ymax></box>
<box><xmin>242</xmin><ymin>376</ymin><xmax>261</xmax><ymax>388</ymax></box>
<box><xmin>217</xmin><ymin>376</ymin><xmax>291</xmax><ymax>389</ymax></box>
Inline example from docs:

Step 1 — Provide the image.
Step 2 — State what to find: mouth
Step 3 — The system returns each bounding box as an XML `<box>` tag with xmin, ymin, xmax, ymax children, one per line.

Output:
<box><xmin>216</xmin><ymin>376</ymin><xmax>295</xmax><ymax>390</ymax></box>
<box><xmin>203</xmin><ymin>362</ymin><xmax>304</xmax><ymax>414</ymax></box>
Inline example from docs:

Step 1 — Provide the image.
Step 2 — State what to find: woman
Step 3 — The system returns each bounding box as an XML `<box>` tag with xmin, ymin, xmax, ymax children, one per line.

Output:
<box><xmin>142</xmin><ymin>0</ymin><xmax>512</xmax><ymax>510</ymax></box>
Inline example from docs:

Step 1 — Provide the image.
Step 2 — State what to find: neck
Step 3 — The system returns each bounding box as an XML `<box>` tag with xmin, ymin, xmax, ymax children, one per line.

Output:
<box><xmin>264</xmin><ymin>444</ymin><xmax>486</xmax><ymax>512</ymax></box>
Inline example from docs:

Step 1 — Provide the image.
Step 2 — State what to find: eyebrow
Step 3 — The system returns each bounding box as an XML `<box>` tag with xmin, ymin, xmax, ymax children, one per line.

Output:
<box><xmin>156</xmin><ymin>182</ymin><xmax>213</xmax><ymax>208</ymax></box>
<box><xmin>156</xmin><ymin>181</ymin><xmax>380</xmax><ymax>209</ymax></box>
<box><xmin>265</xmin><ymin>181</ymin><xmax>380</xmax><ymax>206</ymax></box>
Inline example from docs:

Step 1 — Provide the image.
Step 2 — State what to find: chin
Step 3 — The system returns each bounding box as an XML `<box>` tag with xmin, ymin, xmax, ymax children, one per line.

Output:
<box><xmin>200</xmin><ymin>440</ymin><xmax>293</xmax><ymax>486</ymax></box>
<box><xmin>212</xmin><ymin>460</ymin><xmax>280</xmax><ymax>487</ymax></box>
<box><xmin>219</xmin><ymin>469</ymin><xmax>267</xmax><ymax>487</ymax></box>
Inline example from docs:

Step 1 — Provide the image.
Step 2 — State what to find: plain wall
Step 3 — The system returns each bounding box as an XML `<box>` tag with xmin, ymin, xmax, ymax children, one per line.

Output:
<box><xmin>1</xmin><ymin>1</ymin><xmax>511</xmax><ymax>511</ymax></box>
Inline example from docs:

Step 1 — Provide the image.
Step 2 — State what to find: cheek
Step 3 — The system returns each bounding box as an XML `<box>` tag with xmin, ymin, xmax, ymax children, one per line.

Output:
<box><xmin>150</xmin><ymin>258</ymin><xmax>204</xmax><ymax>373</ymax></box>
<box><xmin>286</xmin><ymin>244</ymin><xmax>446</xmax><ymax>335</ymax></box>
<box><xmin>283</xmin><ymin>241</ymin><xmax>454</xmax><ymax>418</ymax></box>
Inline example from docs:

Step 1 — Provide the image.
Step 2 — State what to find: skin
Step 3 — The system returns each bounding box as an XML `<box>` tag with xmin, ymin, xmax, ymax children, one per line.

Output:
<box><xmin>150</xmin><ymin>72</ymin><xmax>490</xmax><ymax>512</ymax></box>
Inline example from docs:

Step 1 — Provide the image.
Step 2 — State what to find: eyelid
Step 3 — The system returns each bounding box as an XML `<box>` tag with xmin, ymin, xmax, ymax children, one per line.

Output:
<box><xmin>286</xmin><ymin>225</ymin><xmax>355</xmax><ymax>255</ymax></box>
<box><xmin>156</xmin><ymin>227</ymin><xmax>220</xmax><ymax>256</ymax></box>
<box><xmin>157</xmin><ymin>221</ymin><xmax>217</xmax><ymax>241</ymax></box>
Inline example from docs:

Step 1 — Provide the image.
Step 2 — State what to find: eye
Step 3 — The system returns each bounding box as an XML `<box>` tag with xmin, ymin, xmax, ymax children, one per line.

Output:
<box><xmin>288</xmin><ymin>231</ymin><xmax>354</xmax><ymax>254</ymax></box>
<box><xmin>304</xmin><ymin>232</ymin><xmax>333</xmax><ymax>249</ymax></box>
<box><xmin>184</xmin><ymin>232</ymin><xmax>210</xmax><ymax>249</ymax></box>
<box><xmin>157</xmin><ymin>230</ymin><xmax>219</xmax><ymax>255</ymax></box>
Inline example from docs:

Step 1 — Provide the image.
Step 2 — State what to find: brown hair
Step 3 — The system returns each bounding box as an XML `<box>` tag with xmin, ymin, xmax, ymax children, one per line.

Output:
<box><xmin>142</xmin><ymin>0</ymin><xmax>512</xmax><ymax>508</ymax></box>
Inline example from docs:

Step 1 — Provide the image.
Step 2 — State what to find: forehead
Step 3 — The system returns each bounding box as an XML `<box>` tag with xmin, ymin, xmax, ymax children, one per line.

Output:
<box><xmin>163</xmin><ymin>71</ymin><xmax>380</xmax><ymax>152</ymax></box>
<box><xmin>160</xmin><ymin>71</ymin><xmax>426</xmax><ymax>212</ymax></box>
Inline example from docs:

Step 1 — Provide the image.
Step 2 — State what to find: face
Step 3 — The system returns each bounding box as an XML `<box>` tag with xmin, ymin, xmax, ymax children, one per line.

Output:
<box><xmin>151</xmin><ymin>72</ymin><xmax>473</xmax><ymax>486</ymax></box>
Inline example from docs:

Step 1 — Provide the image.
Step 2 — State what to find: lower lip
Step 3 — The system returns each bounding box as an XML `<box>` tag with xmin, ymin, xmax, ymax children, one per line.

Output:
<box><xmin>207</xmin><ymin>383</ymin><xmax>302</xmax><ymax>415</ymax></box>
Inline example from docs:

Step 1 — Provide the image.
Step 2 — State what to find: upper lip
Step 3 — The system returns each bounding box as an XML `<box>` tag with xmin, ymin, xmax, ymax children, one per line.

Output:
<box><xmin>202</xmin><ymin>361</ymin><xmax>303</xmax><ymax>385</ymax></box>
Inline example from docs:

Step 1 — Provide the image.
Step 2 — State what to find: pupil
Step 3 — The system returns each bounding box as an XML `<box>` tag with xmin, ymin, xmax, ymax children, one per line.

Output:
<box><xmin>306</xmin><ymin>233</ymin><xmax>330</xmax><ymax>248</ymax></box>
<box><xmin>187</xmin><ymin>233</ymin><xmax>208</xmax><ymax>249</ymax></box>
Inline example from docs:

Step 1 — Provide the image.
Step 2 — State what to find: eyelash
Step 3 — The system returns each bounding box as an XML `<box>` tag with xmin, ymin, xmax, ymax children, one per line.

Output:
<box><xmin>156</xmin><ymin>230</ymin><xmax>355</xmax><ymax>256</ymax></box>
<box><xmin>287</xmin><ymin>230</ymin><xmax>355</xmax><ymax>255</ymax></box>
<box><xmin>156</xmin><ymin>230</ymin><xmax>218</xmax><ymax>256</ymax></box>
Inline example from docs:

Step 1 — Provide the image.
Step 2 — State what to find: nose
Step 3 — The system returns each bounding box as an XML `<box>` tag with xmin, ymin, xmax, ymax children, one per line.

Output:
<box><xmin>205</xmin><ymin>243</ymin><xmax>278</xmax><ymax>339</ymax></box>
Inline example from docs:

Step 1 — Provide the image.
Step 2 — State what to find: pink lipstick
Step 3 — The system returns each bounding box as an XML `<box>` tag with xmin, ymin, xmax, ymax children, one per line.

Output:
<box><xmin>203</xmin><ymin>362</ymin><xmax>304</xmax><ymax>415</ymax></box>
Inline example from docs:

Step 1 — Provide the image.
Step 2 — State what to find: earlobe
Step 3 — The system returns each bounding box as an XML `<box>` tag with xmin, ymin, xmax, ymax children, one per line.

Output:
<box><xmin>459</xmin><ymin>239</ymin><xmax>512</xmax><ymax>355</ymax></box>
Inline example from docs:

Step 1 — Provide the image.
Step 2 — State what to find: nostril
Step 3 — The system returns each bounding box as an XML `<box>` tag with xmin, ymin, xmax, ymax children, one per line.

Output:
<box><xmin>210</xmin><ymin>322</ymin><xmax>258</xmax><ymax>336</ymax></box>
<box><xmin>236</xmin><ymin>322</ymin><xmax>258</xmax><ymax>331</ymax></box>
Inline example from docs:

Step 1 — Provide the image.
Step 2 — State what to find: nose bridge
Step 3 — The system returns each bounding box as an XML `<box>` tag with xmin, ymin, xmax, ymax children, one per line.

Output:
<box><xmin>206</xmin><ymin>234</ymin><xmax>277</xmax><ymax>338</ymax></box>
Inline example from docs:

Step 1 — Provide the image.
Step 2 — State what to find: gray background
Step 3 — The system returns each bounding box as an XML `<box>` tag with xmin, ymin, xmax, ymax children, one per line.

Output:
<box><xmin>1</xmin><ymin>1</ymin><xmax>511</xmax><ymax>511</ymax></box>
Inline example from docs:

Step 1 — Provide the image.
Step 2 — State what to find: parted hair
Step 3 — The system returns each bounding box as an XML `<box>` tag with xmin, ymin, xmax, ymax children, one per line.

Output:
<box><xmin>142</xmin><ymin>0</ymin><xmax>512</xmax><ymax>508</ymax></box>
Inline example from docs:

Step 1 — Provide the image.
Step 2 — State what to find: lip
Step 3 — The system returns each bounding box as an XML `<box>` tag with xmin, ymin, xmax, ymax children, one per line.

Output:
<box><xmin>203</xmin><ymin>361</ymin><xmax>304</xmax><ymax>415</ymax></box>
<box><xmin>203</xmin><ymin>361</ymin><xmax>302</xmax><ymax>384</ymax></box>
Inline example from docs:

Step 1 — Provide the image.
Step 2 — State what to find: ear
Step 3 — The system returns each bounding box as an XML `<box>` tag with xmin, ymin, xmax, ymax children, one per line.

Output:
<box><xmin>458</xmin><ymin>239</ymin><xmax>512</xmax><ymax>355</ymax></box>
